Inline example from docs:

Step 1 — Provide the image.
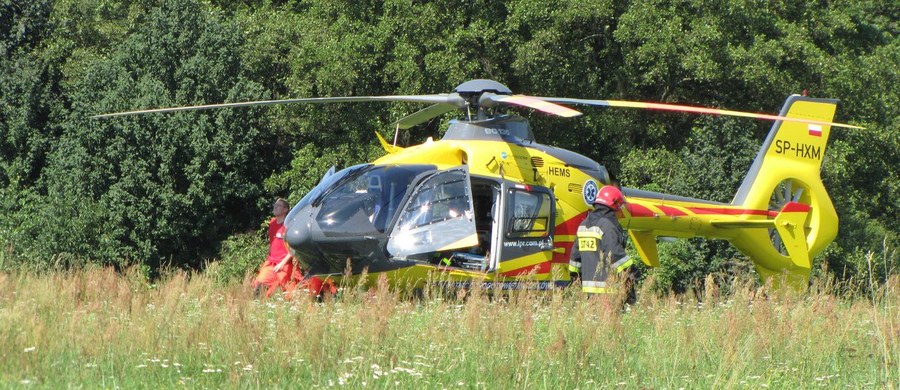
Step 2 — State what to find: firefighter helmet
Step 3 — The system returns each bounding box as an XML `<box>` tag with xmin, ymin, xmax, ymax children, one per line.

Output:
<box><xmin>594</xmin><ymin>185</ymin><xmax>625</xmax><ymax>211</ymax></box>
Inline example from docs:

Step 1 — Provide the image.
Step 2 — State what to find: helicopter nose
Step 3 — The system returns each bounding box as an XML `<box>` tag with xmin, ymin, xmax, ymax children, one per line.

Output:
<box><xmin>285</xmin><ymin>215</ymin><xmax>321</xmax><ymax>271</ymax></box>
<box><xmin>285</xmin><ymin>218</ymin><xmax>313</xmax><ymax>252</ymax></box>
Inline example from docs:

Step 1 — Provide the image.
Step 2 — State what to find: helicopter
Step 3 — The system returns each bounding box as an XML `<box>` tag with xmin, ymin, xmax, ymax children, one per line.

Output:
<box><xmin>95</xmin><ymin>79</ymin><xmax>862</xmax><ymax>291</ymax></box>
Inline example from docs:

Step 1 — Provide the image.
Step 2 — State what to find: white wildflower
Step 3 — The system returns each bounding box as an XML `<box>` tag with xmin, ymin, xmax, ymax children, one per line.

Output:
<box><xmin>392</xmin><ymin>367</ymin><xmax>423</xmax><ymax>377</ymax></box>
<box><xmin>23</xmin><ymin>347</ymin><xmax>36</xmax><ymax>353</ymax></box>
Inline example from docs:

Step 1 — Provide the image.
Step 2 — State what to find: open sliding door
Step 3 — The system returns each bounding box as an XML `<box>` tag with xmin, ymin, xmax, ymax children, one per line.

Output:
<box><xmin>387</xmin><ymin>167</ymin><xmax>477</xmax><ymax>258</ymax></box>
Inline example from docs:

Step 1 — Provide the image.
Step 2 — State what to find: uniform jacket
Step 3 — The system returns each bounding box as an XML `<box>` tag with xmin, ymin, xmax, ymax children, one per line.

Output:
<box><xmin>569</xmin><ymin>206</ymin><xmax>629</xmax><ymax>287</ymax></box>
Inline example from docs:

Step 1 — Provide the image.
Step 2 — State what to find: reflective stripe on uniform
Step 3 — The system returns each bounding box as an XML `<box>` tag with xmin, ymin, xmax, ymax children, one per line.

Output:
<box><xmin>582</xmin><ymin>280</ymin><xmax>614</xmax><ymax>294</ymax></box>
<box><xmin>578</xmin><ymin>231</ymin><xmax>603</xmax><ymax>239</ymax></box>
<box><xmin>613</xmin><ymin>256</ymin><xmax>633</xmax><ymax>273</ymax></box>
<box><xmin>576</xmin><ymin>225</ymin><xmax>604</xmax><ymax>239</ymax></box>
<box><xmin>568</xmin><ymin>260</ymin><xmax>581</xmax><ymax>272</ymax></box>
<box><xmin>583</xmin><ymin>285</ymin><xmax>612</xmax><ymax>294</ymax></box>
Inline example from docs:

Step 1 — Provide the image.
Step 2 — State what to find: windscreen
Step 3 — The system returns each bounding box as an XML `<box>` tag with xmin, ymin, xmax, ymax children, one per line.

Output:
<box><xmin>315</xmin><ymin>164</ymin><xmax>436</xmax><ymax>236</ymax></box>
<box><xmin>284</xmin><ymin>164</ymin><xmax>369</xmax><ymax>228</ymax></box>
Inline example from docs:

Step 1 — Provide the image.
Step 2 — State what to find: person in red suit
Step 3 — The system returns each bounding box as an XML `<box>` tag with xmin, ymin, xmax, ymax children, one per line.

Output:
<box><xmin>252</xmin><ymin>198</ymin><xmax>294</xmax><ymax>297</ymax></box>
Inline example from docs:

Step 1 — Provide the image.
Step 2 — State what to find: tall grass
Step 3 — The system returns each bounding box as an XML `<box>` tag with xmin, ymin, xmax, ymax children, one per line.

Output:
<box><xmin>0</xmin><ymin>265</ymin><xmax>896</xmax><ymax>388</ymax></box>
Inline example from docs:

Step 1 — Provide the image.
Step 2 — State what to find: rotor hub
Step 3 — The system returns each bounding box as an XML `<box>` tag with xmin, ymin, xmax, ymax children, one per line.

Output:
<box><xmin>453</xmin><ymin>79</ymin><xmax>512</xmax><ymax>95</ymax></box>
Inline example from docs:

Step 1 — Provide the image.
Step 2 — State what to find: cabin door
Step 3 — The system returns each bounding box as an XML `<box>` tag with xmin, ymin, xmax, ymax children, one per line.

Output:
<box><xmin>495</xmin><ymin>183</ymin><xmax>556</xmax><ymax>277</ymax></box>
<box><xmin>386</xmin><ymin>167</ymin><xmax>478</xmax><ymax>258</ymax></box>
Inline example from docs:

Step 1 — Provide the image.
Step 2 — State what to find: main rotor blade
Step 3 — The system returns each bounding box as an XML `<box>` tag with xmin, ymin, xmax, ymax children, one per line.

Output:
<box><xmin>92</xmin><ymin>95</ymin><xmax>457</xmax><ymax>119</ymax></box>
<box><xmin>534</xmin><ymin>97</ymin><xmax>864</xmax><ymax>129</ymax></box>
<box><xmin>391</xmin><ymin>103</ymin><xmax>459</xmax><ymax>130</ymax></box>
<box><xmin>489</xmin><ymin>95</ymin><xmax>582</xmax><ymax>118</ymax></box>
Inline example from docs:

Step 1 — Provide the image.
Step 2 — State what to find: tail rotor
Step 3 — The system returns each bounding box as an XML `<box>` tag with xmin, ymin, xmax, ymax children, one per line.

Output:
<box><xmin>767</xmin><ymin>179</ymin><xmax>810</xmax><ymax>254</ymax></box>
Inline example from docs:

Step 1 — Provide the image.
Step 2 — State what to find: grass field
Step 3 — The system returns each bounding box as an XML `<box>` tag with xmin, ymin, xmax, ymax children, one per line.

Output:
<box><xmin>1</xmin><ymin>267</ymin><xmax>897</xmax><ymax>388</ymax></box>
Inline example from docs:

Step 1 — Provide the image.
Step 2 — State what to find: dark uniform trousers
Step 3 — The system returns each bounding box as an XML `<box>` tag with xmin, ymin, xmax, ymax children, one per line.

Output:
<box><xmin>569</xmin><ymin>208</ymin><xmax>632</xmax><ymax>294</ymax></box>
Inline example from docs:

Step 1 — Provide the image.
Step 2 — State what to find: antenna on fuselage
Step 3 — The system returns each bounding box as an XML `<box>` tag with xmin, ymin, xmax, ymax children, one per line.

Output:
<box><xmin>393</xmin><ymin>123</ymin><xmax>400</xmax><ymax>147</ymax></box>
<box><xmin>477</xmin><ymin>107</ymin><xmax>488</xmax><ymax>120</ymax></box>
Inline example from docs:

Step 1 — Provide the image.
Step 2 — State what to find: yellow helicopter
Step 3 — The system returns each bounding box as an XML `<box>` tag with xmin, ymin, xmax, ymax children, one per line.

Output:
<box><xmin>95</xmin><ymin>79</ymin><xmax>861</xmax><ymax>291</ymax></box>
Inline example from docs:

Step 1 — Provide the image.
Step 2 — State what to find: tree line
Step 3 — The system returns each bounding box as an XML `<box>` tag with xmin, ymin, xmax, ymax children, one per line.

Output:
<box><xmin>1</xmin><ymin>0</ymin><xmax>897</xmax><ymax>291</ymax></box>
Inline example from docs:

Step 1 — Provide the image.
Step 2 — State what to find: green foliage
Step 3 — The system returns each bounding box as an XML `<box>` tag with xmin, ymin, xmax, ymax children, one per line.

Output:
<box><xmin>207</xmin><ymin>226</ymin><xmax>268</xmax><ymax>285</ymax></box>
<box><xmin>1</xmin><ymin>0</ymin><xmax>287</xmax><ymax>270</ymax></box>
<box><xmin>647</xmin><ymin>238</ymin><xmax>751</xmax><ymax>294</ymax></box>
<box><xmin>263</xmin><ymin>142</ymin><xmax>383</xmax><ymax>202</ymax></box>
<box><xmin>0</xmin><ymin>0</ymin><xmax>897</xmax><ymax>291</ymax></box>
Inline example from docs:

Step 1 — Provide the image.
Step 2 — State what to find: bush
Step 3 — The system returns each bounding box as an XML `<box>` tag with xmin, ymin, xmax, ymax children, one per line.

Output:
<box><xmin>207</xmin><ymin>226</ymin><xmax>268</xmax><ymax>285</ymax></box>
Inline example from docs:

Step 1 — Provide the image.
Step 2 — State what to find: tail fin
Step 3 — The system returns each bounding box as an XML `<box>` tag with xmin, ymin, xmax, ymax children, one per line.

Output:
<box><xmin>729</xmin><ymin>95</ymin><xmax>840</xmax><ymax>285</ymax></box>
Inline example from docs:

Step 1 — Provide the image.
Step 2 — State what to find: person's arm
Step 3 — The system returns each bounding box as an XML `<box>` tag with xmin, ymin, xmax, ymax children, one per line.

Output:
<box><xmin>273</xmin><ymin>253</ymin><xmax>292</xmax><ymax>272</ymax></box>
<box><xmin>568</xmin><ymin>237</ymin><xmax>583</xmax><ymax>275</ymax></box>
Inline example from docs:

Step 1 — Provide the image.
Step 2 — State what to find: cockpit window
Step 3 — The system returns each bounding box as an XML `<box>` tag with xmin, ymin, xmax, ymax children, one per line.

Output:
<box><xmin>315</xmin><ymin>164</ymin><xmax>437</xmax><ymax>236</ymax></box>
<box><xmin>298</xmin><ymin>164</ymin><xmax>372</xmax><ymax>209</ymax></box>
<box><xmin>285</xmin><ymin>164</ymin><xmax>369</xmax><ymax>228</ymax></box>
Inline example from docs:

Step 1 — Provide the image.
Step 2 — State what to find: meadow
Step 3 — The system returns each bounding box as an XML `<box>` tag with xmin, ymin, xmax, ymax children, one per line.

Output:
<box><xmin>1</xmin><ymin>267</ymin><xmax>897</xmax><ymax>389</ymax></box>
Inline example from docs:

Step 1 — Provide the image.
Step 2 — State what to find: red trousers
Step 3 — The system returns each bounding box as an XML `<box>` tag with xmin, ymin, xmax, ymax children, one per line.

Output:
<box><xmin>253</xmin><ymin>262</ymin><xmax>337</xmax><ymax>299</ymax></box>
<box><xmin>300</xmin><ymin>276</ymin><xmax>337</xmax><ymax>298</ymax></box>
<box><xmin>252</xmin><ymin>262</ymin><xmax>294</xmax><ymax>298</ymax></box>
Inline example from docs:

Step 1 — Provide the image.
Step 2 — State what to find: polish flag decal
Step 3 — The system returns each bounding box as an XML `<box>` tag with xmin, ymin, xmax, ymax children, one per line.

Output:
<box><xmin>808</xmin><ymin>124</ymin><xmax>823</xmax><ymax>137</ymax></box>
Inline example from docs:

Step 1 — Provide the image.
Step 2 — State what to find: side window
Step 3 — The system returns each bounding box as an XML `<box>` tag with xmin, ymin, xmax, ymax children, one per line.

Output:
<box><xmin>388</xmin><ymin>168</ymin><xmax>477</xmax><ymax>258</ymax></box>
<box><xmin>396</xmin><ymin>170</ymin><xmax>471</xmax><ymax>232</ymax></box>
<box><xmin>506</xmin><ymin>189</ymin><xmax>552</xmax><ymax>238</ymax></box>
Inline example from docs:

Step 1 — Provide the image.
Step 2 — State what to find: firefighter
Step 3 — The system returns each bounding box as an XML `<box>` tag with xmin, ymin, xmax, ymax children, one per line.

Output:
<box><xmin>569</xmin><ymin>185</ymin><xmax>634</xmax><ymax>296</ymax></box>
